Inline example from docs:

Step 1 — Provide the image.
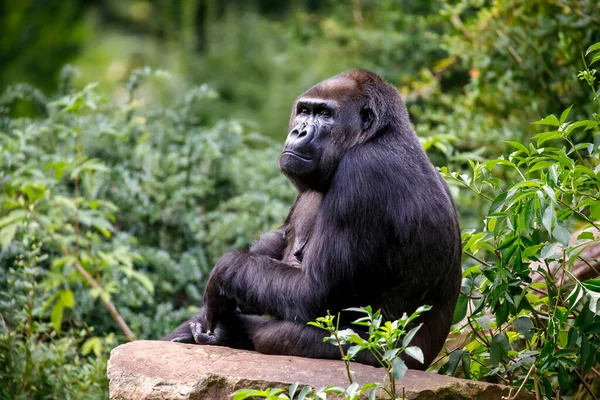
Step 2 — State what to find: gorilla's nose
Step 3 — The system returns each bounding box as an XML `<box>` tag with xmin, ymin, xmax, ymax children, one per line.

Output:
<box><xmin>288</xmin><ymin>125</ymin><xmax>315</xmax><ymax>147</ymax></box>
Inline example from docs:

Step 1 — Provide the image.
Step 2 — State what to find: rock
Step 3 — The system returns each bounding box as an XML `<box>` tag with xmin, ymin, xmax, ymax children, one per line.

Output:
<box><xmin>108</xmin><ymin>340</ymin><xmax>532</xmax><ymax>400</ymax></box>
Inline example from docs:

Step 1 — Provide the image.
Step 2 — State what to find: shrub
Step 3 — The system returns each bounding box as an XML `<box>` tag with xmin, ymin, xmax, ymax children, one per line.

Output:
<box><xmin>0</xmin><ymin>67</ymin><xmax>294</xmax><ymax>398</ymax></box>
<box><xmin>438</xmin><ymin>43</ymin><xmax>600</xmax><ymax>398</ymax></box>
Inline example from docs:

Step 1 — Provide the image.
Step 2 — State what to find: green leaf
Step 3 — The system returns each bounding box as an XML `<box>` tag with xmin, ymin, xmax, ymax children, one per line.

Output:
<box><xmin>540</xmin><ymin>243</ymin><xmax>561</xmax><ymax>259</ymax></box>
<box><xmin>0</xmin><ymin>223</ymin><xmax>18</xmax><ymax>249</ymax></box>
<box><xmin>590</xmin><ymin>203</ymin><xmax>600</xmax><ymax>220</ymax></box>
<box><xmin>358</xmin><ymin>383</ymin><xmax>378</xmax><ymax>398</ymax></box>
<box><xmin>582</xmin><ymin>278</ymin><xmax>600</xmax><ymax>292</ymax></box>
<box><xmin>232</xmin><ymin>389</ymin><xmax>277</xmax><ymax>399</ymax></box>
<box><xmin>482</xmin><ymin>159</ymin><xmax>516</xmax><ymax>171</ymax></box>
<box><xmin>298</xmin><ymin>385</ymin><xmax>311</xmax><ymax>400</ymax></box>
<box><xmin>585</xmin><ymin>42</ymin><xmax>600</xmax><ymax>56</ymax></box>
<box><xmin>0</xmin><ymin>210</ymin><xmax>26</xmax><ymax>229</ymax></box>
<box><xmin>532</xmin><ymin>114</ymin><xmax>560</xmax><ymax>126</ymax></box>
<box><xmin>461</xmin><ymin>352</ymin><xmax>471</xmax><ymax>379</ymax></box>
<box><xmin>495</xmin><ymin>302</ymin><xmax>509</xmax><ymax>326</ymax></box>
<box><xmin>529</xmin><ymin>160</ymin><xmax>556</xmax><ymax>172</ymax></box>
<box><xmin>44</xmin><ymin>160</ymin><xmax>71</xmax><ymax>180</ymax></box>
<box><xmin>552</xmin><ymin>225</ymin><xmax>571</xmax><ymax>246</ymax></box>
<box><xmin>577</xmin><ymin>231</ymin><xmax>595</xmax><ymax>241</ymax></box>
<box><xmin>405</xmin><ymin>346</ymin><xmax>424</xmax><ymax>364</ymax></box>
<box><xmin>129</xmin><ymin>270</ymin><xmax>155</xmax><ymax>294</ymax></box>
<box><xmin>490</xmin><ymin>333</ymin><xmax>509</xmax><ymax>365</ymax></box>
<box><xmin>566</xmin><ymin>286</ymin><xmax>584</xmax><ymax>311</ymax></box>
<box><xmin>60</xmin><ymin>290</ymin><xmax>74</xmax><ymax>309</ymax></box>
<box><xmin>345</xmin><ymin>306</ymin><xmax>370</xmax><ymax>314</ymax></box>
<box><xmin>452</xmin><ymin>294</ymin><xmax>468</xmax><ymax>324</ymax></box>
<box><xmin>513</xmin><ymin>317</ymin><xmax>534</xmax><ymax>340</ymax></box>
<box><xmin>542</xmin><ymin>204</ymin><xmax>556</xmax><ymax>234</ymax></box>
<box><xmin>346</xmin><ymin>345</ymin><xmax>362</xmax><ymax>359</ymax></box>
<box><xmin>402</xmin><ymin>324</ymin><xmax>422</xmax><ymax>348</ymax></box>
<box><xmin>559</xmin><ymin>105</ymin><xmax>573</xmax><ymax>124</ymax></box>
<box><xmin>533</xmin><ymin>131</ymin><xmax>562</xmax><ymax>146</ymax></box>
<box><xmin>464</xmin><ymin>232</ymin><xmax>486</xmax><ymax>253</ymax></box>
<box><xmin>391</xmin><ymin>357</ymin><xmax>408</xmax><ymax>380</ymax></box>
<box><xmin>541</xmin><ymin>185</ymin><xmax>557</xmax><ymax>204</ymax></box>
<box><xmin>505</xmin><ymin>141</ymin><xmax>529</xmax><ymax>155</ymax></box>
<box><xmin>382</xmin><ymin>348</ymin><xmax>400</xmax><ymax>362</ymax></box>
<box><xmin>476</xmin><ymin>315</ymin><xmax>491</xmax><ymax>330</ymax></box>
<box><xmin>584</xmin><ymin>289</ymin><xmax>600</xmax><ymax>315</ymax></box>
<box><xmin>557</xmin><ymin>365</ymin><xmax>570</xmax><ymax>392</ymax></box>
<box><xmin>81</xmin><ymin>336</ymin><xmax>103</xmax><ymax>357</ymax></box>
<box><xmin>288</xmin><ymin>382</ymin><xmax>299</xmax><ymax>398</ymax></box>
<box><xmin>489</xmin><ymin>191</ymin><xmax>508</xmax><ymax>213</ymax></box>
<box><xmin>440</xmin><ymin>349</ymin><xmax>464</xmax><ymax>376</ymax></box>
<box><xmin>51</xmin><ymin>302</ymin><xmax>64</xmax><ymax>332</ymax></box>
<box><xmin>344</xmin><ymin>382</ymin><xmax>360</xmax><ymax>398</ymax></box>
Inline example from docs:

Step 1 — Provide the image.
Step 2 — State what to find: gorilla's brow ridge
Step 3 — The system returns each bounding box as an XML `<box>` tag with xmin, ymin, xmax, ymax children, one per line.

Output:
<box><xmin>296</xmin><ymin>98</ymin><xmax>337</xmax><ymax>110</ymax></box>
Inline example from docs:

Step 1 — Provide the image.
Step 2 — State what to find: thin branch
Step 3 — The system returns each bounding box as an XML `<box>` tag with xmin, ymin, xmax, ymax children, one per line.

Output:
<box><xmin>72</xmin><ymin>259</ymin><xmax>135</xmax><ymax>341</ymax></box>
<box><xmin>465</xmin><ymin>251</ymin><xmax>493</xmax><ymax>268</ymax></box>
<box><xmin>573</xmin><ymin>368</ymin><xmax>598</xmax><ymax>400</ymax></box>
<box><xmin>576</xmin><ymin>256</ymin><xmax>600</xmax><ymax>277</ymax></box>
<box><xmin>508</xmin><ymin>364</ymin><xmax>535</xmax><ymax>400</ymax></box>
<box><xmin>558</xmin><ymin>198</ymin><xmax>600</xmax><ymax>230</ymax></box>
<box><xmin>32</xmin><ymin>215</ymin><xmax>136</xmax><ymax>341</ymax></box>
<box><xmin>495</xmin><ymin>29</ymin><xmax>523</xmax><ymax>65</ymax></box>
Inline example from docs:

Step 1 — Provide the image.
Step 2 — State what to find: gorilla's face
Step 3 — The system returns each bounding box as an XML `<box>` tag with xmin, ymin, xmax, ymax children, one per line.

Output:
<box><xmin>279</xmin><ymin>77</ymin><xmax>374</xmax><ymax>191</ymax></box>
<box><xmin>279</xmin><ymin>97</ymin><xmax>335</xmax><ymax>183</ymax></box>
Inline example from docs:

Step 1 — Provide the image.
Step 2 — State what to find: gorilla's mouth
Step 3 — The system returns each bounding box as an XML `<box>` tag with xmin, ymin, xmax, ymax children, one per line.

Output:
<box><xmin>282</xmin><ymin>151</ymin><xmax>312</xmax><ymax>161</ymax></box>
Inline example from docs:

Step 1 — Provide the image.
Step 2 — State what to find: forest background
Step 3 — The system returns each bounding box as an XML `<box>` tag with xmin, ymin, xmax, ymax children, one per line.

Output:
<box><xmin>1</xmin><ymin>0</ymin><xmax>600</xmax><ymax>398</ymax></box>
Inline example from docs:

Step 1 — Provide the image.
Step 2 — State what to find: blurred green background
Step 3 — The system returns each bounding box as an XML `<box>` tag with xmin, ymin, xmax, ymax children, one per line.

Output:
<box><xmin>1</xmin><ymin>0</ymin><xmax>600</xmax><ymax>398</ymax></box>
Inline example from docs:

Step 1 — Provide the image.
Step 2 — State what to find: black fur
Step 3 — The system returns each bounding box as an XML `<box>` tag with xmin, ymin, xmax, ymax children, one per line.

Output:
<box><xmin>163</xmin><ymin>70</ymin><xmax>462</xmax><ymax>370</ymax></box>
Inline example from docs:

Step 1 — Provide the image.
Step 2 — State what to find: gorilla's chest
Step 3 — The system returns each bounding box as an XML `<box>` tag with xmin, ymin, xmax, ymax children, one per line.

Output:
<box><xmin>283</xmin><ymin>191</ymin><xmax>323</xmax><ymax>267</ymax></box>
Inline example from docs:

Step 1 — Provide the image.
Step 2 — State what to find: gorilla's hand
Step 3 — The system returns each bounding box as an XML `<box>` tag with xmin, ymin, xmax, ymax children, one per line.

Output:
<box><xmin>167</xmin><ymin>311</ymin><xmax>218</xmax><ymax>344</ymax></box>
<box><xmin>203</xmin><ymin>252</ymin><xmax>240</xmax><ymax>331</ymax></box>
<box><xmin>168</xmin><ymin>309</ymin><xmax>233</xmax><ymax>346</ymax></box>
<box><xmin>188</xmin><ymin>313</ymin><xmax>221</xmax><ymax>345</ymax></box>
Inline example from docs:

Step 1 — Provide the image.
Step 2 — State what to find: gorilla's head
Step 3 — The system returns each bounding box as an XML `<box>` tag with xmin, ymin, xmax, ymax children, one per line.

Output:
<box><xmin>279</xmin><ymin>70</ymin><xmax>408</xmax><ymax>191</ymax></box>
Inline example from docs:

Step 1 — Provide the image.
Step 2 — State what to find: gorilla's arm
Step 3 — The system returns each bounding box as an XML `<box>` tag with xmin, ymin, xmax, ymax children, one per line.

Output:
<box><xmin>204</xmin><ymin>146</ymin><xmax>394</xmax><ymax>326</ymax></box>
<box><xmin>249</xmin><ymin>226</ymin><xmax>287</xmax><ymax>260</ymax></box>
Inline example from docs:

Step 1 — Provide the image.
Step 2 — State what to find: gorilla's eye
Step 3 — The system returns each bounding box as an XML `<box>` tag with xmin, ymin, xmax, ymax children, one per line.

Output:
<box><xmin>319</xmin><ymin>109</ymin><xmax>331</xmax><ymax>117</ymax></box>
<box><xmin>299</xmin><ymin>107</ymin><xmax>310</xmax><ymax>115</ymax></box>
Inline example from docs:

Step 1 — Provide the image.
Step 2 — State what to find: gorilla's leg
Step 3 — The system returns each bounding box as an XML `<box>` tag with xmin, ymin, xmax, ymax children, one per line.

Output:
<box><xmin>164</xmin><ymin>313</ymin><xmax>431</xmax><ymax>370</ymax></box>
<box><xmin>244</xmin><ymin>318</ymin><xmax>382</xmax><ymax>368</ymax></box>
<box><xmin>246</xmin><ymin>317</ymin><xmax>435</xmax><ymax>370</ymax></box>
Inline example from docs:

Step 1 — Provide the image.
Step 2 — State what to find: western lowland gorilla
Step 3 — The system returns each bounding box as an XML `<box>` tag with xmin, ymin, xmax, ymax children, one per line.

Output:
<box><xmin>164</xmin><ymin>70</ymin><xmax>462</xmax><ymax>370</ymax></box>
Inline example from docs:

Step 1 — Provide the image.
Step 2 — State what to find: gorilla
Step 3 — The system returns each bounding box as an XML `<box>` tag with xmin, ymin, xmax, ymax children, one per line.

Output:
<box><xmin>164</xmin><ymin>70</ymin><xmax>462</xmax><ymax>370</ymax></box>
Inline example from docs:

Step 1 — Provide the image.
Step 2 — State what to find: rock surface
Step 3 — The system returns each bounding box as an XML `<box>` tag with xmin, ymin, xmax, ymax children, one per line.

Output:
<box><xmin>108</xmin><ymin>340</ymin><xmax>532</xmax><ymax>400</ymax></box>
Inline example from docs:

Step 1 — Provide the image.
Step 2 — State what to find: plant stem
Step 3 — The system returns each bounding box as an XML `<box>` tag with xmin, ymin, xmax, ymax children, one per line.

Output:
<box><xmin>72</xmin><ymin>259</ymin><xmax>135</xmax><ymax>341</ymax></box>
<box><xmin>558</xmin><ymin>198</ymin><xmax>600</xmax><ymax>230</ymax></box>
<box><xmin>388</xmin><ymin>371</ymin><xmax>396</xmax><ymax>399</ymax></box>
<box><xmin>465</xmin><ymin>251</ymin><xmax>493</xmax><ymax>268</ymax></box>
<box><xmin>332</xmin><ymin>313</ymin><xmax>353</xmax><ymax>384</ymax></box>
<box><xmin>508</xmin><ymin>364</ymin><xmax>535</xmax><ymax>400</ymax></box>
<box><xmin>573</xmin><ymin>368</ymin><xmax>598</xmax><ymax>400</ymax></box>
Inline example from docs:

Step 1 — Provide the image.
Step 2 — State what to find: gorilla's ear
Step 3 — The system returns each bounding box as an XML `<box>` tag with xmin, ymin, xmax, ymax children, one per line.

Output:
<box><xmin>360</xmin><ymin>107</ymin><xmax>374</xmax><ymax>131</ymax></box>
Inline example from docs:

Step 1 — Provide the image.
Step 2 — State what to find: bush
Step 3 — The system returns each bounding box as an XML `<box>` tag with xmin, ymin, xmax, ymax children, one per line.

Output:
<box><xmin>0</xmin><ymin>67</ymin><xmax>294</xmax><ymax>398</ymax></box>
<box><xmin>437</xmin><ymin>43</ymin><xmax>600</xmax><ymax>398</ymax></box>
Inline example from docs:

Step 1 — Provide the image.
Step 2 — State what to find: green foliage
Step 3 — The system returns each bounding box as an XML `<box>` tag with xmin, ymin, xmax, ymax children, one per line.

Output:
<box><xmin>438</xmin><ymin>44</ymin><xmax>600</xmax><ymax>398</ymax></box>
<box><xmin>234</xmin><ymin>306</ymin><xmax>430</xmax><ymax>400</ymax></box>
<box><xmin>0</xmin><ymin>67</ymin><xmax>293</xmax><ymax>398</ymax></box>
<box><xmin>232</xmin><ymin>382</ymin><xmax>379</xmax><ymax>400</ymax></box>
